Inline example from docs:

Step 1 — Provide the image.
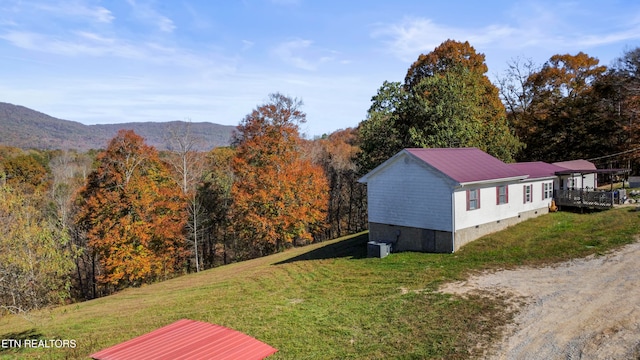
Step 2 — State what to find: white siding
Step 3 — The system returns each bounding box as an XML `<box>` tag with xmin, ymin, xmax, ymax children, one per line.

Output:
<box><xmin>583</xmin><ymin>173</ymin><xmax>597</xmax><ymax>189</ymax></box>
<box><xmin>367</xmin><ymin>153</ymin><xmax>453</xmax><ymax>232</ymax></box>
<box><xmin>454</xmin><ymin>179</ymin><xmax>555</xmax><ymax>230</ymax></box>
<box><xmin>519</xmin><ymin>179</ymin><xmax>556</xmax><ymax>212</ymax></box>
<box><xmin>560</xmin><ymin>173</ymin><xmax>597</xmax><ymax>190</ymax></box>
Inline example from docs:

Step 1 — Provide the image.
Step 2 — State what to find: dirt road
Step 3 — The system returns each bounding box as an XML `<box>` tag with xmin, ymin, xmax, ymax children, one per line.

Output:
<box><xmin>440</xmin><ymin>242</ymin><xmax>640</xmax><ymax>359</ymax></box>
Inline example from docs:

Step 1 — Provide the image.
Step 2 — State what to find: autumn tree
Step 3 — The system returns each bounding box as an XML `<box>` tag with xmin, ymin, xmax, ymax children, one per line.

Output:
<box><xmin>231</xmin><ymin>93</ymin><xmax>329</xmax><ymax>258</ymax></box>
<box><xmin>403</xmin><ymin>40</ymin><xmax>522</xmax><ymax>161</ymax></box>
<box><xmin>405</xmin><ymin>39</ymin><xmax>489</xmax><ymax>90</ymax></box>
<box><xmin>507</xmin><ymin>52</ymin><xmax>615</xmax><ymax>162</ymax></box>
<box><xmin>0</xmin><ymin>183</ymin><xmax>74</xmax><ymax>314</ymax></box>
<box><xmin>76</xmin><ymin>130</ymin><xmax>187</xmax><ymax>291</ymax></box>
<box><xmin>2</xmin><ymin>152</ymin><xmax>50</xmax><ymax>194</ymax></box>
<box><xmin>311</xmin><ymin>128</ymin><xmax>367</xmax><ymax>239</ymax></box>
<box><xmin>598</xmin><ymin>47</ymin><xmax>640</xmax><ymax>169</ymax></box>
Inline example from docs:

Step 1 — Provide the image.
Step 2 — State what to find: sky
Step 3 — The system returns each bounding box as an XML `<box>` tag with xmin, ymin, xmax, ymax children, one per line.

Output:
<box><xmin>1</xmin><ymin>1</ymin><xmax>639</xmax><ymax>138</ymax></box>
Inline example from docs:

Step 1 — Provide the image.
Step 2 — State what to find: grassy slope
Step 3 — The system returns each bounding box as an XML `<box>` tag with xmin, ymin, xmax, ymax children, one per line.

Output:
<box><xmin>1</xmin><ymin>208</ymin><xmax>639</xmax><ymax>359</ymax></box>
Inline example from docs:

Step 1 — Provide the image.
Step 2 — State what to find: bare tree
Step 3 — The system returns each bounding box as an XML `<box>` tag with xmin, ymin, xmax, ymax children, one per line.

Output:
<box><xmin>165</xmin><ymin>121</ymin><xmax>207</xmax><ymax>272</ymax></box>
<box><xmin>496</xmin><ymin>57</ymin><xmax>538</xmax><ymax>121</ymax></box>
<box><xmin>50</xmin><ymin>151</ymin><xmax>95</xmax><ymax>300</ymax></box>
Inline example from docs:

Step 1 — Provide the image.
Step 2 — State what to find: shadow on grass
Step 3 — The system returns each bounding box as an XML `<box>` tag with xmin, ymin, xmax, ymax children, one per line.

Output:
<box><xmin>274</xmin><ymin>233</ymin><xmax>369</xmax><ymax>265</ymax></box>
<box><xmin>0</xmin><ymin>328</ymin><xmax>43</xmax><ymax>353</ymax></box>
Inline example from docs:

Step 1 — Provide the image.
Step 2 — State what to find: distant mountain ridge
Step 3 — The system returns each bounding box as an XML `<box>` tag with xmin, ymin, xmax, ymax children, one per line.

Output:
<box><xmin>0</xmin><ymin>102</ymin><xmax>235</xmax><ymax>151</ymax></box>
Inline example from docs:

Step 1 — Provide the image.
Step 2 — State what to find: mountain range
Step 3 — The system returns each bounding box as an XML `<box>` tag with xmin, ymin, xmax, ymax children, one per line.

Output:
<box><xmin>0</xmin><ymin>102</ymin><xmax>235</xmax><ymax>151</ymax></box>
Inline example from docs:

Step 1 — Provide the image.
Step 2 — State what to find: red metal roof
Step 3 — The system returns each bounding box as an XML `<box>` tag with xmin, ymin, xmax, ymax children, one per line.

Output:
<box><xmin>508</xmin><ymin>161</ymin><xmax>567</xmax><ymax>180</ymax></box>
<box><xmin>90</xmin><ymin>319</ymin><xmax>278</xmax><ymax>360</ymax></box>
<box><xmin>552</xmin><ymin>159</ymin><xmax>597</xmax><ymax>172</ymax></box>
<box><xmin>405</xmin><ymin>148</ymin><xmax>526</xmax><ymax>184</ymax></box>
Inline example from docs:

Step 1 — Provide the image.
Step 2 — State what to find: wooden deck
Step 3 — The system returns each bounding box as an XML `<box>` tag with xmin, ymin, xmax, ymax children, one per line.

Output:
<box><xmin>554</xmin><ymin>189</ymin><xmax>615</xmax><ymax>209</ymax></box>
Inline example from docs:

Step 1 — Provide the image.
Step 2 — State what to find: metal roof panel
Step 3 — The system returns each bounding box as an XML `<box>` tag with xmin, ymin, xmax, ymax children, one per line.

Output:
<box><xmin>405</xmin><ymin>148</ymin><xmax>526</xmax><ymax>184</ymax></box>
<box><xmin>90</xmin><ymin>319</ymin><xmax>277</xmax><ymax>360</ymax></box>
<box><xmin>552</xmin><ymin>159</ymin><xmax>597</xmax><ymax>171</ymax></box>
<box><xmin>508</xmin><ymin>161</ymin><xmax>567</xmax><ymax>180</ymax></box>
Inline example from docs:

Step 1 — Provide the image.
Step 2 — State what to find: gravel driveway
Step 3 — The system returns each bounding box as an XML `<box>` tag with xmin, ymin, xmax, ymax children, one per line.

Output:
<box><xmin>440</xmin><ymin>241</ymin><xmax>640</xmax><ymax>359</ymax></box>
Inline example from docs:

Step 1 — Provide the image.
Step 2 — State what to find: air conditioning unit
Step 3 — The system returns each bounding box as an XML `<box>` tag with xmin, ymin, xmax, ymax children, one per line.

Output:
<box><xmin>367</xmin><ymin>241</ymin><xmax>392</xmax><ymax>258</ymax></box>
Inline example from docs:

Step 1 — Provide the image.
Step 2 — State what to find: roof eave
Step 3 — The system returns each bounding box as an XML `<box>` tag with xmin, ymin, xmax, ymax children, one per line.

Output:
<box><xmin>458</xmin><ymin>175</ymin><xmax>529</xmax><ymax>187</ymax></box>
<box><xmin>522</xmin><ymin>175</ymin><xmax>558</xmax><ymax>181</ymax></box>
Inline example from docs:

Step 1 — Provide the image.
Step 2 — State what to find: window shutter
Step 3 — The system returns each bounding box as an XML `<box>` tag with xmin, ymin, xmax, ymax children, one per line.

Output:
<box><xmin>506</xmin><ymin>185</ymin><xmax>509</xmax><ymax>203</ymax></box>
<box><xmin>466</xmin><ymin>189</ymin><xmax>470</xmax><ymax>210</ymax></box>
<box><xmin>496</xmin><ymin>186</ymin><xmax>499</xmax><ymax>205</ymax></box>
<box><xmin>477</xmin><ymin>189</ymin><xmax>481</xmax><ymax>209</ymax></box>
<box><xmin>542</xmin><ymin>183</ymin><xmax>545</xmax><ymax>200</ymax></box>
<box><xmin>523</xmin><ymin>185</ymin><xmax>526</xmax><ymax>204</ymax></box>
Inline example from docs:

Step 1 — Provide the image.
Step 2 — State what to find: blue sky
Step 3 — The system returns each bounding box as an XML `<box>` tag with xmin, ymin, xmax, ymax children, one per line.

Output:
<box><xmin>1</xmin><ymin>1</ymin><xmax>639</xmax><ymax>138</ymax></box>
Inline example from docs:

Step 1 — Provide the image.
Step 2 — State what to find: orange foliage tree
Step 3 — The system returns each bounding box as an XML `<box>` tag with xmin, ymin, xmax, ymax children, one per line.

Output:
<box><xmin>1</xmin><ymin>153</ymin><xmax>50</xmax><ymax>194</ymax></box>
<box><xmin>76</xmin><ymin>130</ymin><xmax>187</xmax><ymax>290</ymax></box>
<box><xmin>231</xmin><ymin>93</ymin><xmax>328</xmax><ymax>258</ymax></box>
<box><xmin>508</xmin><ymin>52</ymin><xmax>612</xmax><ymax>161</ymax></box>
<box><xmin>405</xmin><ymin>39</ymin><xmax>488</xmax><ymax>90</ymax></box>
<box><xmin>310</xmin><ymin>128</ymin><xmax>367</xmax><ymax>239</ymax></box>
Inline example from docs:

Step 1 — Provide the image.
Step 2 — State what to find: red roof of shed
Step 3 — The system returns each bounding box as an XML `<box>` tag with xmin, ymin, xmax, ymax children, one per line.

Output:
<box><xmin>405</xmin><ymin>148</ymin><xmax>526</xmax><ymax>184</ymax></box>
<box><xmin>90</xmin><ymin>319</ymin><xmax>278</xmax><ymax>360</ymax></box>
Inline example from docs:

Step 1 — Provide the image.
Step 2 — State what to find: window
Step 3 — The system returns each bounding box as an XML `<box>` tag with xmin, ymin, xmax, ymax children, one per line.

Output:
<box><xmin>523</xmin><ymin>185</ymin><xmax>532</xmax><ymax>203</ymax></box>
<box><xmin>467</xmin><ymin>189</ymin><xmax>480</xmax><ymax>210</ymax></box>
<box><xmin>543</xmin><ymin>182</ymin><xmax>553</xmax><ymax>199</ymax></box>
<box><xmin>496</xmin><ymin>185</ymin><xmax>508</xmax><ymax>205</ymax></box>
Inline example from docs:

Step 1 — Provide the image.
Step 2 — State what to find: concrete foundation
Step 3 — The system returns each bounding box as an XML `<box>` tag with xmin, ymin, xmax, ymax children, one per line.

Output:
<box><xmin>454</xmin><ymin>208</ymin><xmax>548</xmax><ymax>251</ymax></box>
<box><xmin>368</xmin><ymin>222</ymin><xmax>453</xmax><ymax>253</ymax></box>
<box><xmin>369</xmin><ymin>208</ymin><xmax>548</xmax><ymax>253</ymax></box>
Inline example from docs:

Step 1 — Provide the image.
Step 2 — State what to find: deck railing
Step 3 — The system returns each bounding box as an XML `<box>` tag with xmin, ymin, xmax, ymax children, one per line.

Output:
<box><xmin>554</xmin><ymin>189</ymin><xmax>615</xmax><ymax>209</ymax></box>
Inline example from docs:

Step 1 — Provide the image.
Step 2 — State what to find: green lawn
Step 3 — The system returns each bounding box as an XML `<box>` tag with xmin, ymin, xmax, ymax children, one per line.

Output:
<box><xmin>1</xmin><ymin>207</ymin><xmax>639</xmax><ymax>359</ymax></box>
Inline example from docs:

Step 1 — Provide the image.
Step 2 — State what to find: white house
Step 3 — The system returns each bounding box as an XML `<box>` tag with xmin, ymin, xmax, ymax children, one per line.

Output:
<box><xmin>359</xmin><ymin>148</ymin><xmax>590</xmax><ymax>253</ymax></box>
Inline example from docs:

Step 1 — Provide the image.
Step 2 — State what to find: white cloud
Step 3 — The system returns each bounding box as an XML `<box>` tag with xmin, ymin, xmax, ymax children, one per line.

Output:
<box><xmin>372</xmin><ymin>17</ymin><xmax>518</xmax><ymax>62</ymax></box>
<box><xmin>32</xmin><ymin>1</ymin><xmax>114</xmax><ymax>24</ymax></box>
<box><xmin>241</xmin><ymin>40</ymin><xmax>255</xmax><ymax>51</ymax></box>
<box><xmin>272</xmin><ymin>39</ymin><xmax>340</xmax><ymax>71</ymax></box>
<box><xmin>373</xmin><ymin>4</ymin><xmax>640</xmax><ymax>64</ymax></box>
<box><xmin>76</xmin><ymin>31</ymin><xmax>116</xmax><ymax>45</ymax></box>
<box><xmin>0</xmin><ymin>29</ymin><xmax>234</xmax><ymax>71</ymax></box>
<box><xmin>273</xmin><ymin>39</ymin><xmax>316</xmax><ymax>70</ymax></box>
<box><xmin>576</xmin><ymin>27</ymin><xmax>640</xmax><ymax>47</ymax></box>
<box><xmin>126</xmin><ymin>0</ymin><xmax>176</xmax><ymax>33</ymax></box>
<box><xmin>1</xmin><ymin>30</ymin><xmax>136</xmax><ymax>57</ymax></box>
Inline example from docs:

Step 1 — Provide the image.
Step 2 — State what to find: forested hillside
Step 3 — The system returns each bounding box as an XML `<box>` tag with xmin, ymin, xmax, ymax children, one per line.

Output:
<box><xmin>0</xmin><ymin>102</ymin><xmax>234</xmax><ymax>151</ymax></box>
<box><xmin>1</xmin><ymin>40</ymin><xmax>640</xmax><ymax>317</ymax></box>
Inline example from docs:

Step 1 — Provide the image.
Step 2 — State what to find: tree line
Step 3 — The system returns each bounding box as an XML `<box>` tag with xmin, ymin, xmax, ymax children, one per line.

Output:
<box><xmin>2</xmin><ymin>39</ymin><xmax>639</xmax><ymax>314</ymax></box>
<box><xmin>0</xmin><ymin>93</ymin><xmax>368</xmax><ymax>313</ymax></box>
